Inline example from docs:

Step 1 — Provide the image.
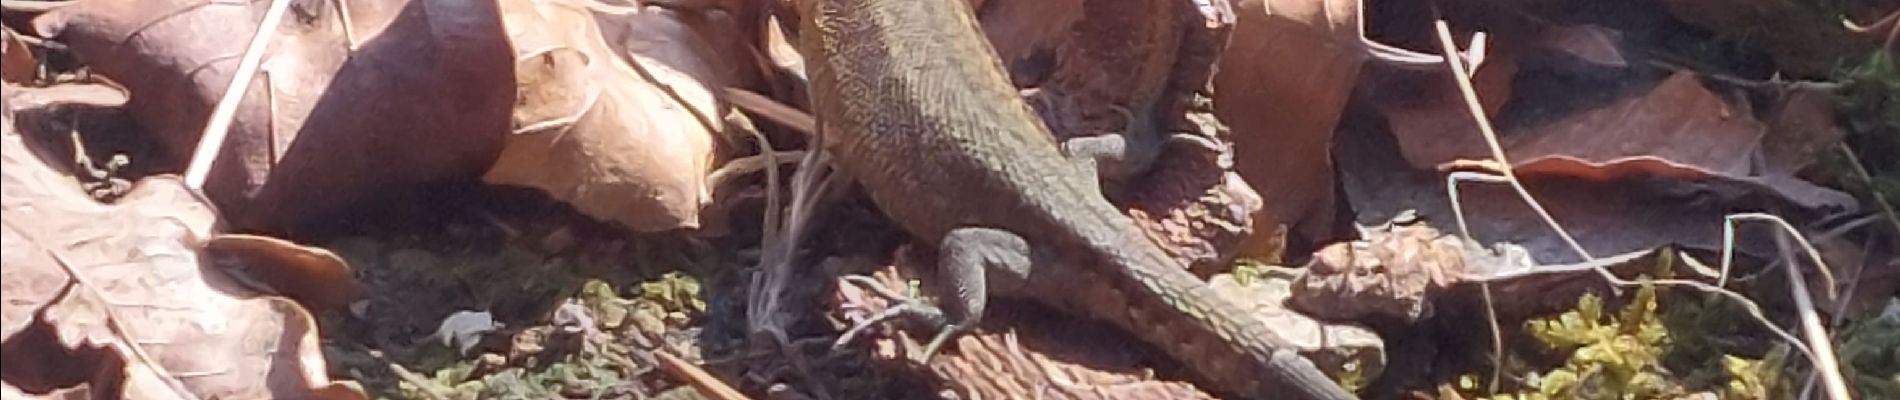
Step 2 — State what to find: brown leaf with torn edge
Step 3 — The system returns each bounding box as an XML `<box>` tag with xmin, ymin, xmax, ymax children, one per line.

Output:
<box><xmin>488</xmin><ymin>0</ymin><xmax>717</xmax><ymax>231</ymax></box>
<box><xmin>1497</xmin><ymin>73</ymin><xmax>1852</xmax><ymax>210</ymax></box>
<box><xmin>1382</xmin><ymin>62</ymin><xmax>1855</xmax><ymax>211</ymax></box>
<box><xmin>1216</xmin><ymin>0</ymin><xmax>1440</xmax><ymax>257</ymax></box>
<box><xmin>1</xmin><ymin>89</ymin><xmax>363</xmax><ymax>399</ymax></box>
<box><xmin>29</xmin><ymin>0</ymin><xmax>516</xmax><ymax>233</ymax></box>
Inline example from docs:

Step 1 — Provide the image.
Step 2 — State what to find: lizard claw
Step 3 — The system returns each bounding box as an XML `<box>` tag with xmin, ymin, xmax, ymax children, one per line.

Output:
<box><xmin>916</xmin><ymin>320</ymin><xmax>971</xmax><ymax>363</ymax></box>
<box><xmin>833</xmin><ymin>298</ymin><xmax>944</xmax><ymax>348</ymax></box>
<box><xmin>833</xmin><ymin>275</ymin><xmax>963</xmax><ymax>363</ymax></box>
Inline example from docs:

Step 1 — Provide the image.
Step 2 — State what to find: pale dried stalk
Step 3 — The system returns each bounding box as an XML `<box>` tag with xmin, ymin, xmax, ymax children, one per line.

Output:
<box><xmin>1431</xmin><ymin>21</ymin><xmax>1575</xmax><ymax>391</ymax></box>
<box><xmin>656</xmin><ymin>350</ymin><xmax>752</xmax><ymax>400</ymax></box>
<box><xmin>1741</xmin><ymin>214</ymin><xmax>1852</xmax><ymax>400</ymax></box>
<box><xmin>741</xmin><ymin>100</ymin><xmax>839</xmax><ymax>400</ymax></box>
<box><xmin>1429</xmin><ymin>19</ymin><xmax>1835</xmax><ymax>394</ymax></box>
<box><xmin>183</xmin><ymin>0</ymin><xmax>293</xmax><ymax>190</ymax></box>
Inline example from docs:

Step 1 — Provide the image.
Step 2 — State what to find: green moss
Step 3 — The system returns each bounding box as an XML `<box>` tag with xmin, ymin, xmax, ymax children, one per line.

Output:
<box><xmin>1468</xmin><ymin>275</ymin><xmax>1801</xmax><ymax>400</ymax></box>
<box><xmin>1514</xmin><ymin>286</ymin><xmax>1675</xmax><ymax>400</ymax></box>
<box><xmin>1839</xmin><ymin>299</ymin><xmax>1900</xmax><ymax>399</ymax></box>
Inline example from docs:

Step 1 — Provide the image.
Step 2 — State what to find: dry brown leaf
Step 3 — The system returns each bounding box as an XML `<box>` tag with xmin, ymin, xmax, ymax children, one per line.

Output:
<box><xmin>2</xmin><ymin>28</ymin><xmax>34</xmax><ymax>83</ymax></box>
<box><xmin>1383</xmin><ymin>66</ymin><xmax>1854</xmax><ymax>210</ymax></box>
<box><xmin>1505</xmin><ymin>73</ymin><xmax>1852</xmax><ymax>209</ymax></box>
<box><xmin>1216</xmin><ymin>0</ymin><xmax>1439</xmax><ymax>256</ymax></box>
<box><xmin>2</xmin><ymin>91</ymin><xmax>361</xmax><ymax>398</ymax></box>
<box><xmin>1369</xmin><ymin>44</ymin><xmax>1515</xmax><ymax>171</ymax></box>
<box><xmin>30</xmin><ymin>0</ymin><xmax>516</xmax><ymax>233</ymax></box>
<box><xmin>1338</xmin><ymin>129</ymin><xmax>1794</xmax><ymax>264</ymax></box>
<box><xmin>1497</xmin><ymin>73</ymin><xmax>1762</xmax><ymax>176</ymax></box>
<box><xmin>487</xmin><ymin>0</ymin><xmax>717</xmax><ymax>231</ymax></box>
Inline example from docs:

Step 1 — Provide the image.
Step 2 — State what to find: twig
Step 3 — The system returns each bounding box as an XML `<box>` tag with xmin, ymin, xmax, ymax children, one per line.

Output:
<box><xmin>1431</xmin><ymin>21</ymin><xmax>1593</xmax><ymax>263</ymax></box>
<box><xmin>1753</xmin><ymin>215</ymin><xmax>1853</xmax><ymax>400</ymax></box>
<box><xmin>1431</xmin><ymin>21</ymin><xmax>1576</xmax><ymax>391</ymax></box>
<box><xmin>706</xmin><ymin>150</ymin><xmax>808</xmax><ymax>190</ymax></box>
<box><xmin>1428</xmin><ymin>19</ymin><xmax>1843</xmax><ymax>393</ymax></box>
<box><xmin>743</xmin><ymin>110</ymin><xmax>840</xmax><ymax>400</ymax></box>
<box><xmin>1719</xmin><ymin>214</ymin><xmax>1840</xmax><ymax>300</ymax></box>
<box><xmin>724</xmin><ymin>87</ymin><xmax>816</xmax><ymax>137</ymax></box>
<box><xmin>362</xmin><ymin>348</ymin><xmax>454</xmax><ymax>400</ymax></box>
<box><xmin>183</xmin><ymin>0</ymin><xmax>293</xmax><ymax>190</ymax></box>
<box><xmin>1835</xmin><ymin>144</ymin><xmax>1900</xmax><ymax>240</ymax></box>
<box><xmin>655</xmin><ymin>350</ymin><xmax>752</xmax><ymax>400</ymax></box>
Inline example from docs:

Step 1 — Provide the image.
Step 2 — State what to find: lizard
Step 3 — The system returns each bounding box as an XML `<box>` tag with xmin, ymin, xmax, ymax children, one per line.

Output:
<box><xmin>791</xmin><ymin>0</ymin><xmax>1357</xmax><ymax>398</ymax></box>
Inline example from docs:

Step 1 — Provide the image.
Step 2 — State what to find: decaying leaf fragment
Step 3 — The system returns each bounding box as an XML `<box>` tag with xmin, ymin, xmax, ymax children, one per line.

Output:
<box><xmin>487</xmin><ymin>0</ymin><xmax>719</xmax><ymax>231</ymax></box>
<box><xmin>1</xmin><ymin>86</ymin><xmax>362</xmax><ymax>399</ymax></box>
<box><xmin>836</xmin><ymin>257</ymin><xmax>1222</xmax><ymax>400</ymax></box>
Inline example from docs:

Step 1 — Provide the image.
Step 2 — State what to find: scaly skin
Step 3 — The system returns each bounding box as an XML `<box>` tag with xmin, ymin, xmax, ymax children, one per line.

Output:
<box><xmin>796</xmin><ymin>0</ymin><xmax>1355</xmax><ymax>398</ymax></box>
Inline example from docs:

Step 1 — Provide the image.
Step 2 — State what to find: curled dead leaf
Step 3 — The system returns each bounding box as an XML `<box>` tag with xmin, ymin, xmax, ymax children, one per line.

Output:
<box><xmin>204</xmin><ymin>234</ymin><xmax>364</xmax><ymax>312</ymax></box>
<box><xmin>488</xmin><ymin>0</ymin><xmax>717</xmax><ymax>231</ymax></box>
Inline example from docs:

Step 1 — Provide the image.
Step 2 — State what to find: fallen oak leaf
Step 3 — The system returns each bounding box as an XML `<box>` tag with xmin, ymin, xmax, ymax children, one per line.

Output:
<box><xmin>1389</xmin><ymin>68</ymin><xmax>1855</xmax><ymax>211</ymax></box>
<box><xmin>1</xmin><ymin>88</ymin><xmax>362</xmax><ymax>399</ymax></box>
<box><xmin>1500</xmin><ymin>73</ymin><xmax>1853</xmax><ymax>210</ymax></box>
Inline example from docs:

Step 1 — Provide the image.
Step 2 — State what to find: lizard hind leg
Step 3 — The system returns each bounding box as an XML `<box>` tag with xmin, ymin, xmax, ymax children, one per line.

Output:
<box><xmin>916</xmin><ymin>226</ymin><xmax>1034</xmax><ymax>362</ymax></box>
<box><xmin>831</xmin><ymin>227</ymin><xmax>1035</xmax><ymax>364</ymax></box>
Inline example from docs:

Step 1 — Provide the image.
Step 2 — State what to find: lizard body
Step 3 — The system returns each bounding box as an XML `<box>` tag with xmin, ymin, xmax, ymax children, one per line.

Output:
<box><xmin>796</xmin><ymin>0</ymin><xmax>1354</xmax><ymax>398</ymax></box>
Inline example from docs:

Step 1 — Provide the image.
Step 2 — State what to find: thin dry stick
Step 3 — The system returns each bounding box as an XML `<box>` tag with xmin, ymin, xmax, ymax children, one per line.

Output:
<box><xmin>1430</xmin><ymin>20</ymin><xmax>1594</xmax><ymax>263</ymax></box>
<box><xmin>743</xmin><ymin>109</ymin><xmax>839</xmax><ymax>400</ymax></box>
<box><xmin>1431</xmin><ymin>21</ymin><xmax>1588</xmax><ymax>391</ymax></box>
<box><xmin>1835</xmin><ymin>144</ymin><xmax>1900</xmax><ymax>240</ymax></box>
<box><xmin>706</xmin><ymin>150</ymin><xmax>808</xmax><ymax>189</ymax></box>
<box><xmin>724</xmin><ymin>87</ymin><xmax>817</xmax><ymax>137</ymax></box>
<box><xmin>358</xmin><ymin>346</ymin><xmax>453</xmax><ymax>400</ymax></box>
<box><xmin>1739</xmin><ymin>214</ymin><xmax>1853</xmax><ymax>400</ymax></box>
<box><xmin>182</xmin><ymin>0</ymin><xmax>293</xmax><ymax>190</ymax></box>
<box><xmin>1718</xmin><ymin>213</ymin><xmax>1840</xmax><ymax>300</ymax></box>
<box><xmin>1429</xmin><ymin>19</ymin><xmax>1836</xmax><ymax>392</ymax></box>
<box><xmin>655</xmin><ymin>350</ymin><xmax>753</xmax><ymax>400</ymax></box>
<box><xmin>1447</xmin><ymin>165</ymin><xmax>1825</xmax><ymax>388</ymax></box>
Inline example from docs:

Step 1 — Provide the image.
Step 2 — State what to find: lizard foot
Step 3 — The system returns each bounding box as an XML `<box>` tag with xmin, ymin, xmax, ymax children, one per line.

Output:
<box><xmin>833</xmin><ymin>275</ymin><xmax>966</xmax><ymax>363</ymax></box>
